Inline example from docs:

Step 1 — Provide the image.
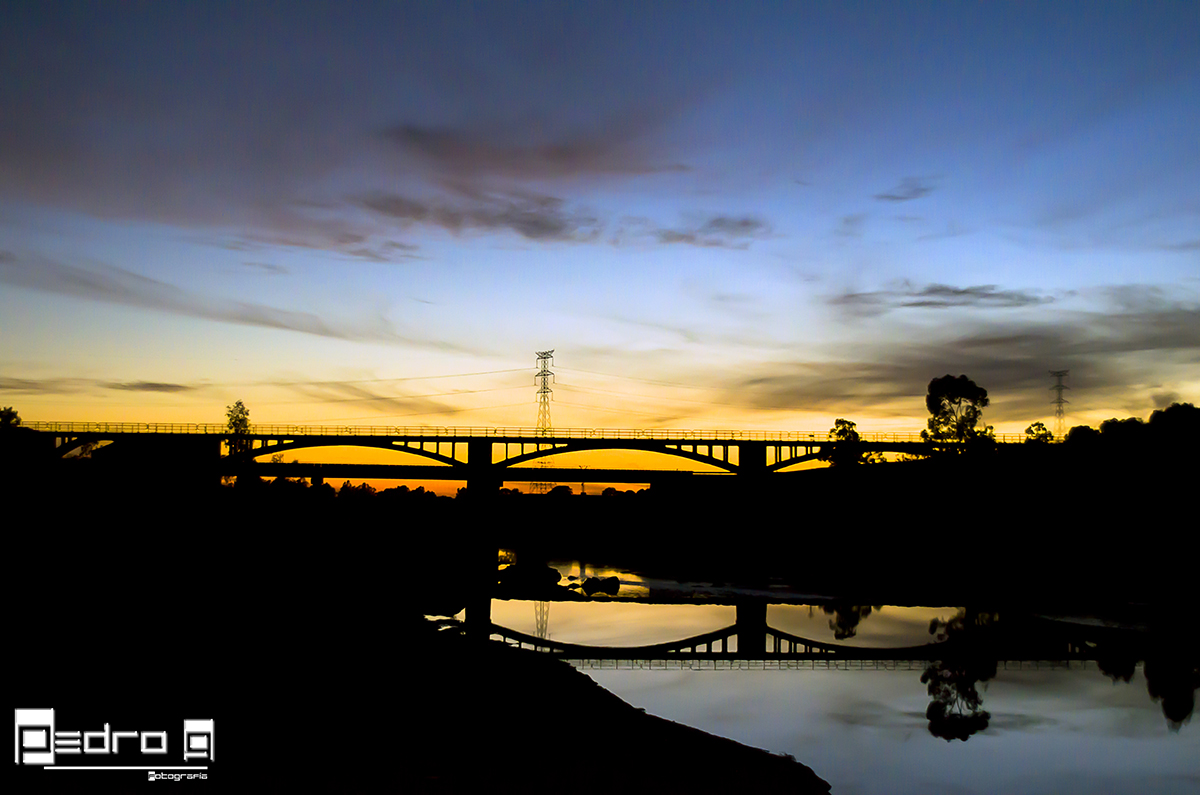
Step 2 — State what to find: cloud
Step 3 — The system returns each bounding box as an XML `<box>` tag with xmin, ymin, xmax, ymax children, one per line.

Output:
<box><xmin>358</xmin><ymin>190</ymin><xmax>602</xmax><ymax>242</ymax></box>
<box><xmin>282</xmin><ymin>380</ymin><xmax>464</xmax><ymax>419</ymax></box>
<box><xmin>243</xmin><ymin>262</ymin><xmax>290</xmax><ymax>276</ymax></box>
<box><xmin>0</xmin><ymin>377</ymin><xmax>91</xmax><ymax>395</ymax></box>
<box><xmin>0</xmin><ymin>251</ymin><xmax>472</xmax><ymax>352</ymax></box>
<box><xmin>611</xmin><ymin>214</ymin><xmax>772</xmax><ymax>249</ymax></box>
<box><xmin>358</xmin><ymin>196</ymin><xmax>770</xmax><ymax>248</ymax></box>
<box><xmin>875</xmin><ymin>176</ymin><xmax>936</xmax><ymax>202</ymax></box>
<box><xmin>730</xmin><ymin>285</ymin><xmax>1200</xmax><ymax>423</ymax></box>
<box><xmin>0</xmin><ymin>377</ymin><xmax>198</xmax><ymax>397</ymax></box>
<box><xmin>835</xmin><ymin>213</ymin><xmax>867</xmax><ymax>238</ymax></box>
<box><xmin>384</xmin><ymin>124</ymin><xmax>685</xmax><ymax>181</ymax></box>
<box><xmin>1159</xmin><ymin>239</ymin><xmax>1200</xmax><ymax>252</ymax></box>
<box><xmin>653</xmin><ymin>215</ymin><xmax>771</xmax><ymax>249</ymax></box>
<box><xmin>830</xmin><ymin>281</ymin><xmax>1054</xmax><ymax>317</ymax></box>
<box><xmin>105</xmin><ymin>381</ymin><xmax>196</xmax><ymax>393</ymax></box>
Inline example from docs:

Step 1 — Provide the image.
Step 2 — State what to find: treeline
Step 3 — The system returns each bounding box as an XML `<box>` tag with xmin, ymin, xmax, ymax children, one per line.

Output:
<box><xmin>1058</xmin><ymin>401</ymin><xmax>1199</xmax><ymax>453</ymax></box>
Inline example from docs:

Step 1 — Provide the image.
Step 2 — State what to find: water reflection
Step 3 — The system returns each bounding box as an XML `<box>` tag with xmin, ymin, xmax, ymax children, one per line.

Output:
<box><xmin>464</xmin><ymin>553</ymin><xmax>1200</xmax><ymax>792</ymax></box>
<box><xmin>477</xmin><ymin>598</ymin><xmax>1198</xmax><ymax>735</ymax></box>
<box><xmin>477</xmin><ymin>555</ymin><xmax>1199</xmax><ymax>742</ymax></box>
<box><xmin>921</xmin><ymin>609</ymin><xmax>1000</xmax><ymax>741</ymax></box>
<box><xmin>824</xmin><ymin>604</ymin><xmax>882</xmax><ymax>640</ymax></box>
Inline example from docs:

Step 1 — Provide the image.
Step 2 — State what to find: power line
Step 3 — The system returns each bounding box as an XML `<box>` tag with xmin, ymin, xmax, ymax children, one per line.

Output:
<box><xmin>259</xmin><ymin>384</ymin><xmax>527</xmax><ymax>406</ymax></box>
<box><xmin>264</xmin><ymin>368</ymin><xmax>528</xmax><ymax>387</ymax></box>
<box><xmin>554</xmin><ymin>366</ymin><xmax>715</xmax><ymax>391</ymax></box>
<box><xmin>555</xmin><ymin>399</ymin><xmax>690</xmax><ymax>419</ymax></box>
<box><xmin>556</xmin><ymin>381</ymin><xmax>743</xmax><ymax>409</ymax></box>
<box><xmin>306</xmin><ymin>401</ymin><xmax>534</xmax><ymax>423</ymax></box>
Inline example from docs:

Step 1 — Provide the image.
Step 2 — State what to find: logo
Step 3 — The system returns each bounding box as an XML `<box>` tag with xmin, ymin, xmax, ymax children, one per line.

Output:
<box><xmin>14</xmin><ymin>709</ymin><xmax>213</xmax><ymax>774</ymax></box>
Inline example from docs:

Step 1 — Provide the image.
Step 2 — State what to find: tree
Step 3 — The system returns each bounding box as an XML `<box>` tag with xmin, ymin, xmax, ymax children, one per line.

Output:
<box><xmin>921</xmin><ymin>608</ymin><xmax>998</xmax><ymax>741</ymax></box>
<box><xmin>225</xmin><ymin>400</ymin><xmax>251</xmax><ymax>457</ymax></box>
<box><xmin>823</xmin><ymin>604</ymin><xmax>882</xmax><ymax>639</ymax></box>
<box><xmin>921</xmin><ymin>375</ymin><xmax>991</xmax><ymax>445</ymax></box>
<box><xmin>1023</xmin><ymin>422</ymin><xmax>1053</xmax><ymax>444</ymax></box>
<box><xmin>0</xmin><ymin>406</ymin><xmax>20</xmax><ymax>428</ymax></box>
<box><xmin>820</xmin><ymin>419</ymin><xmax>882</xmax><ymax>466</ymax></box>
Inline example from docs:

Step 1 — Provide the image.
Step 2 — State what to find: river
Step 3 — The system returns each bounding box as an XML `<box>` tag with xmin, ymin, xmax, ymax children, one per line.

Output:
<box><xmin>471</xmin><ymin>559</ymin><xmax>1199</xmax><ymax>794</ymax></box>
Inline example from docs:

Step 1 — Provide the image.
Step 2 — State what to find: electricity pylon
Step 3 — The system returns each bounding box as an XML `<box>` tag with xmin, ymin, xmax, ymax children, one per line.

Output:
<box><xmin>1050</xmin><ymin>370</ymin><xmax>1069</xmax><ymax>438</ymax></box>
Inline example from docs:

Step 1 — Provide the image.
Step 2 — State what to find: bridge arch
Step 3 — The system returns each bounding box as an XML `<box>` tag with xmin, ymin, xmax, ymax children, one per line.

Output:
<box><xmin>767</xmin><ymin>450</ymin><xmax>824</xmax><ymax>472</ymax></box>
<box><xmin>53</xmin><ymin>436</ymin><xmax>115</xmax><ymax>458</ymax></box>
<box><xmin>496</xmin><ymin>440</ymin><xmax>740</xmax><ymax>473</ymax></box>
<box><xmin>233</xmin><ymin>438</ymin><xmax>463</xmax><ymax>468</ymax></box>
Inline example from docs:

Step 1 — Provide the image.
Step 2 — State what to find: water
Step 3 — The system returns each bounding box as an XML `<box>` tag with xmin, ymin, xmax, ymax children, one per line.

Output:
<box><xmin>478</xmin><ymin>562</ymin><xmax>1199</xmax><ymax>794</ymax></box>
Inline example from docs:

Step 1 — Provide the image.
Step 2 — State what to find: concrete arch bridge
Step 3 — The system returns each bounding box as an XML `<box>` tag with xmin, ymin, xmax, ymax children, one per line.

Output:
<box><xmin>25</xmin><ymin>422</ymin><xmax>1025</xmax><ymax>488</ymax></box>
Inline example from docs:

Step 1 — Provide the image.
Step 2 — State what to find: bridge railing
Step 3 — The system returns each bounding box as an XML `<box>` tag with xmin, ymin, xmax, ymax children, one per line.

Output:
<box><xmin>22</xmin><ymin>421</ymin><xmax>1028</xmax><ymax>444</ymax></box>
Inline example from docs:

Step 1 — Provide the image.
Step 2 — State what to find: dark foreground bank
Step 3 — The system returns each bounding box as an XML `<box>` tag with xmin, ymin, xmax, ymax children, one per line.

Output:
<box><xmin>8</xmin><ymin>527</ymin><xmax>830</xmax><ymax>794</ymax></box>
<box><xmin>400</xmin><ymin>616</ymin><xmax>830</xmax><ymax>793</ymax></box>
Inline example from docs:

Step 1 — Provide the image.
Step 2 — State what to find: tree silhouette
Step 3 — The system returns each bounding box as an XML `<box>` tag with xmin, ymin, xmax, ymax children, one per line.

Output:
<box><xmin>1148</xmin><ymin>402</ymin><xmax>1199</xmax><ymax>439</ymax></box>
<box><xmin>1023</xmin><ymin>422</ymin><xmax>1053</xmax><ymax>443</ymax></box>
<box><xmin>820</xmin><ymin>419</ymin><xmax>882</xmax><ymax>466</ymax></box>
<box><xmin>822</xmin><ymin>604</ymin><xmax>881</xmax><ymax>639</ymax></box>
<box><xmin>921</xmin><ymin>375</ymin><xmax>992</xmax><ymax>446</ymax></box>
<box><xmin>1</xmin><ymin>406</ymin><xmax>20</xmax><ymax>428</ymax></box>
<box><xmin>225</xmin><ymin>400</ymin><xmax>251</xmax><ymax>457</ymax></box>
<box><xmin>920</xmin><ymin>609</ymin><xmax>998</xmax><ymax>741</ymax></box>
<box><xmin>1144</xmin><ymin>643</ymin><xmax>1199</xmax><ymax>731</ymax></box>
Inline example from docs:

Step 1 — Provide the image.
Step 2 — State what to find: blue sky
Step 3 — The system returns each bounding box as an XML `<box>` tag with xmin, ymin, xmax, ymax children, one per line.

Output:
<box><xmin>2</xmin><ymin>1</ymin><xmax>1197</xmax><ymax>433</ymax></box>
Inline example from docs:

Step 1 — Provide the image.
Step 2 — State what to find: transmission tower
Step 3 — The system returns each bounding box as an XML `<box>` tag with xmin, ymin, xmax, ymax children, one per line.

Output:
<box><xmin>535</xmin><ymin>600</ymin><xmax>549</xmax><ymax>640</ymax></box>
<box><xmin>536</xmin><ymin>350</ymin><xmax>554</xmax><ymax>434</ymax></box>
<box><xmin>531</xmin><ymin>350</ymin><xmax>554</xmax><ymax>494</ymax></box>
<box><xmin>1049</xmin><ymin>370</ymin><xmax>1069</xmax><ymax>438</ymax></box>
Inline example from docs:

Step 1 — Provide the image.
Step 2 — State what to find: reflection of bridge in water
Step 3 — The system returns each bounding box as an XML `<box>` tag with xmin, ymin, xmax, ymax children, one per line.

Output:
<box><xmin>479</xmin><ymin>601</ymin><xmax>1116</xmax><ymax>664</ymax></box>
<box><xmin>27</xmin><ymin>421</ymin><xmax>1029</xmax><ymax>487</ymax></box>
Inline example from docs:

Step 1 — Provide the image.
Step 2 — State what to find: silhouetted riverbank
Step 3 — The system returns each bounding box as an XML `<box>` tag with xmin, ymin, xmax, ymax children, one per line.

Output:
<box><xmin>400</xmin><ymin>616</ymin><xmax>830</xmax><ymax>793</ymax></box>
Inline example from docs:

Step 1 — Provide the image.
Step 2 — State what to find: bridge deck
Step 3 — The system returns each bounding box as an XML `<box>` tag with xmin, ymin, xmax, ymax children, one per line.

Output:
<box><xmin>24</xmin><ymin>421</ymin><xmax>1029</xmax><ymax>444</ymax></box>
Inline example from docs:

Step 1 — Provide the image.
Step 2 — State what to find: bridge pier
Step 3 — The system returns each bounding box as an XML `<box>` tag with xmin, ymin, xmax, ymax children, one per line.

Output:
<box><xmin>735</xmin><ymin>599</ymin><xmax>767</xmax><ymax>657</ymax></box>
<box><xmin>738</xmin><ymin>441</ymin><xmax>767</xmax><ymax>477</ymax></box>
<box><xmin>460</xmin><ymin>545</ymin><xmax>494</xmax><ymax>643</ymax></box>
<box><xmin>466</xmin><ymin>440</ymin><xmax>500</xmax><ymax>496</ymax></box>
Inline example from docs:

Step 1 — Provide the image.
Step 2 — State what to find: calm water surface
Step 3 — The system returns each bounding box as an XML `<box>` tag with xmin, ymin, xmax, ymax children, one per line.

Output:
<box><xmin>479</xmin><ymin>561</ymin><xmax>1198</xmax><ymax>795</ymax></box>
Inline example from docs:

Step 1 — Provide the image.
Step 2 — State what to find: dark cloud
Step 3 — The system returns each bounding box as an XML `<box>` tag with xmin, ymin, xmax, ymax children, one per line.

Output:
<box><xmin>105</xmin><ymin>381</ymin><xmax>196</xmax><ymax>393</ymax></box>
<box><xmin>385</xmin><ymin>124</ymin><xmax>685</xmax><ymax>181</ymax></box>
<box><xmin>831</xmin><ymin>282</ymin><xmax>1054</xmax><ymax>317</ymax></box>
<box><xmin>0</xmin><ymin>376</ymin><xmax>198</xmax><ymax>396</ymax></box>
<box><xmin>730</xmin><ymin>286</ymin><xmax>1200</xmax><ymax>423</ymax></box>
<box><xmin>874</xmin><ymin>176</ymin><xmax>936</xmax><ymax>202</ymax></box>
<box><xmin>243</xmin><ymin>262</ymin><xmax>290</xmax><ymax>276</ymax></box>
<box><xmin>0</xmin><ymin>377</ymin><xmax>90</xmax><ymax>395</ymax></box>
<box><xmin>358</xmin><ymin>190</ymin><xmax>602</xmax><ymax>242</ymax></box>
<box><xmin>0</xmin><ymin>252</ymin><xmax>472</xmax><ymax>352</ymax></box>
<box><xmin>1151</xmin><ymin>391</ymin><xmax>1181</xmax><ymax>408</ymax></box>
<box><xmin>835</xmin><ymin>213</ymin><xmax>867</xmax><ymax>238</ymax></box>
<box><xmin>0</xmin><ymin>3</ymin><xmax>703</xmax><ymax>258</ymax></box>
<box><xmin>629</xmin><ymin>214</ymin><xmax>772</xmax><ymax>249</ymax></box>
<box><xmin>357</xmin><ymin>196</ymin><xmax>769</xmax><ymax>248</ymax></box>
<box><xmin>1160</xmin><ymin>239</ymin><xmax>1200</xmax><ymax>251</ymax></box>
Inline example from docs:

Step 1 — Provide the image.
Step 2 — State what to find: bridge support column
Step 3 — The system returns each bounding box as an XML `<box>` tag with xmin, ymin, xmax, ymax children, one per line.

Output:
<box><xmin>735</xmin><ymin>599</ymin><xmax>767</xmax><ymax>657</ymax></box>
<box><xmin>465</xmin><ymin>542</ymin><xmax>495</xmax><ymax>642</ymax></box>
<box><xmin>466</xmin><ymin>440</ymin><xmax>500</xmax><ymax>496</ymax></box>
<box><xmin>738</xmin><ymin>441</ymin><xmax>766</xmax><ymax>475</ymax></box>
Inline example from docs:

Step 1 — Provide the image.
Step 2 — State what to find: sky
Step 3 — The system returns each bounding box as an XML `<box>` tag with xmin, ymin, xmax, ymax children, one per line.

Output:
<box><xmin>2</xmin><ymin>1</ymin><xmax>1198</xmax><ymax>442</ymax></box>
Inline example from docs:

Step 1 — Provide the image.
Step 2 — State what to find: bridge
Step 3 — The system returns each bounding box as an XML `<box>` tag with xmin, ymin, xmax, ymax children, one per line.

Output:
<box><xmin>22</xmin><ymin>421</ymin><xmax>1030</xmax><ymax>489</ymax></box>
<box><xmin>485</xmin><ymin>615</ymin><xmax>1127</xmax><ymax>666</ymax></box>
<box><xmin>465</xmin><ymin>599</ymin><xmax>1125</xmax><ymax>666</ymax></box>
